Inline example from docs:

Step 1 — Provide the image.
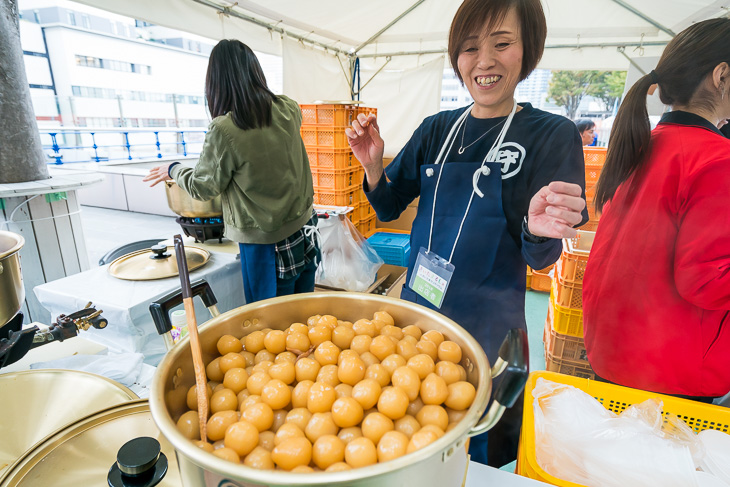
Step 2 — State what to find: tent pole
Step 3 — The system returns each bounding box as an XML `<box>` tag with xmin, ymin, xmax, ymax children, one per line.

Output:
<box><xmin>609</xmin><ymin>0</ymin><xmax>676</xmax><ymax>37</ymax></box>
<box><xmin>353</xmin><ymin>0</ymin><xmax>429</xmax><ymax>54</ymax></box>
<box><xmin>191</xmin><ymin>0</ymin><xmax>349</xmax><ymax>55</ymax></box>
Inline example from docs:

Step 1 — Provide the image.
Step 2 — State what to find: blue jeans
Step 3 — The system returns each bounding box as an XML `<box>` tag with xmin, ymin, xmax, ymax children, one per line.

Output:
<box><xmin>276</xmin><ymin>259</ymin><xmax>317</xmax><ymax>296</ymax></box>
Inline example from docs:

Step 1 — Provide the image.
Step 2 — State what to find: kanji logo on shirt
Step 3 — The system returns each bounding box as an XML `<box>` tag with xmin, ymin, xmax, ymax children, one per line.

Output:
<box><xmin>497</xmin><ymin>142</ymin><xmax>526</xmax><ymax>179</ymax></box>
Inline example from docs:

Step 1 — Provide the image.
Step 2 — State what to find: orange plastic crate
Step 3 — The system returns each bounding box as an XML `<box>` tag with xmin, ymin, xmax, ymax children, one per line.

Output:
<box><xmin>583</xmin><ymin>147</ymin><xmax>606</xmax><ymax>200</ymax></box>
<box><xmin>581</xmin><ymin>219</ymin><xmax>599</xmax><ymax>232</ymax></box>
<box><xmin>556</xmin><ymin>231</ymin><xmax>594</xmax><ymax>287</ymax></box>
<box><xmin>529</xmin><ymin>264</ymin><xmax>554</xmax><ymax>293</ymax></box>
<box><xmin>549</xmin><ymin>280</ymin><xmax>584</xmax><ymax>338</ymax></box>
<box><xmin>544</xmin><ymin>351</ymin><xmax>595</xmax><ymax>379</ymax></box>
<box><xmin>526</xmin><ymin>267</ymin><xmax>533</xmax><ymax>290</ymax></box>
<box><xmin>301</xmin><ymin>126</ymin><xmax>350</xmax><ymax>149</ymax></box>
<box><xmin>299</xmin><ymin>104</ymin><xmax>359</xmax><ymax>126</ymax></box>
<box><xmin>357</xmin><ymin>214</ymin><xmax>377</xmax><ymax>237</ymax></box>
<box><xmin>306</xmin><ymin>148</ymin><xmax>359</xmax><ymax>170</ymax></box>
<box><xmin>517</xmin><ymin>371</ymin><xmax>730</xmax><ymax>486</ymax></box>
<box><xmin>313</xmin><ymin>187</ymin><xmax>364</xmax><ymax>207</ymax></box>
<box><xmin>554</xmin><ymin>275</ymin><xmax>583</xmax><ymax>309</ymax></box>
<box><xmin>311</xmin><ymin>166</ymin><xmax>363</xmax><ymax>191</ymax></box>
<box><xmin>354</xmin><ymin>200</ymin><xmax>375</xmax><ymax>222</ymax></box>
<box><xmin>545</xmin><ymin>311</ymin><xmax>588</xmax><ymax>362</ymax></box>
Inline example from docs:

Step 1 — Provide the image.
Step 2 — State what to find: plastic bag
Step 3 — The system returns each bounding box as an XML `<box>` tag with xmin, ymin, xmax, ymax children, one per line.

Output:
<box><xmin>315</xmin><ymin>214</ymin><xmax>383</xmax><ymax>292</ymax></box>
<box><xmin>532</xmin><ymin>378</ymin><xmax>700</xmax><ymax>487</ymax></box>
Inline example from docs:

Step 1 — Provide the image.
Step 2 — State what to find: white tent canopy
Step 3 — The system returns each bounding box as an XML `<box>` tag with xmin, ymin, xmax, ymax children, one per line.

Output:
<box><xmin>74</xmin><ymin>0</ymin><xmax>729</xmax><ymax>154</ymax></box>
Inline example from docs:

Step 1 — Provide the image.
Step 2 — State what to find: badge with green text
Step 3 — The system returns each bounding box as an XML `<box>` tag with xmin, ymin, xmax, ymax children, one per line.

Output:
<box><xmin>408</xmin><ymin>247</ymin><xmax>455</xmax><ymax>308</ymax></box>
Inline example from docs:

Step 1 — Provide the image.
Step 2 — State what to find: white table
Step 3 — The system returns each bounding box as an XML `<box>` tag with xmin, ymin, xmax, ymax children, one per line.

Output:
<box><xmin>33</xmin><ymin>250</ymin><xmax>243</xmax><ymax>365</ymax></box>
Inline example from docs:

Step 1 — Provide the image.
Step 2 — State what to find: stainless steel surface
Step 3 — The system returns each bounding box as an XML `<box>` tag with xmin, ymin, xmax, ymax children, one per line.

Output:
<box><xmin>164</xmin><ymin>180</ymin><xmax>222</xmax><ymax>218</ymax></box>
<box><xmin>0</xmin><ymin>370</ymin><xmax>138</xmax><ymax>481</ymax></box>
<box><xmin>107</xmin><ymin>245</ymin><xmax>210</xmax><ymax>280</ymax></box>
<box><xmin>0</xmin><ymin>400</ymin><xmax>180</xmax><ymax>487</ymax></box>
<box><xmin>150</xmin><ymin>292</ymin><xmax>492</xmax><ymax>487</ymax></box>
<box><xmin>0</xmin><ymin>231</ymin><xmax>25</xmax><ymax>329</ymax></box>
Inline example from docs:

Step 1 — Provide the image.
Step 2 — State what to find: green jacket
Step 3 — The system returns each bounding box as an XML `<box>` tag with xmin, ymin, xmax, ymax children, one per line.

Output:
<box><xmin>171</xmin><ymin>95</ymin><xmax>314</xmax><ymax>244</ymax></box>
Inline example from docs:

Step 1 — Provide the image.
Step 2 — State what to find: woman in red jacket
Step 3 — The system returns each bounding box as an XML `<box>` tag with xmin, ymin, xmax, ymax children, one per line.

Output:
<box><xmin>583</xmin><ymin>18</ymin><xmax>730</xmax><ymax>401</ymax></box>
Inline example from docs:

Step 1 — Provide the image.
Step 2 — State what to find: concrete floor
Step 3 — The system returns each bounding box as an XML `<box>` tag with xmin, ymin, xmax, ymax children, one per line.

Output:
<box><xmin>79</xmin><ymin>204</ymin><xmax>550</xmax><ymax>370</ymax></box>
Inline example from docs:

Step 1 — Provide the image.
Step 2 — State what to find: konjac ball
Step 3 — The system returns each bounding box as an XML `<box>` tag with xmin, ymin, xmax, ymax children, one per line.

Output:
<box><xmin>377</xmin><ymin>430</ymin><xmax>409</xmax><ymax>462</ymax></box>
<box><xmin>377</xmin><ymin>387</ymin><xmax>409</xmax><ymax>420</ymax></box>
<box><xmin>271</xmin><ymin>437</ymin><xmax>312</xmax><ymax>471</ymax></box>
<box><xmin>361</xmin><ymin>412</ymin><xmax>394</xmax><ymax>444</ymax></box>
<box><xmin>364</xmin><ymin>364</ymin><xmax>390</xmax><ymax>388</ymax></box>
<box><xmin>261</xmin><ymin>379</ymin><xmax>291</xmax><ymax>410</ymax></box>
<box><xmin>286</xmin><ymin>332</ymin><xmax>311</xmax><ymax>353</ymax></box>
<box><xmin>224</xmin><ymin>420</ymin><xmax>259</xmax><ymax>457</ymax></box>
<box><xmin>244</xmin><ymin>331</ymin><xmax>266</xmax><ymax>353</ymax></box>
<box><xmin>212</xmin><ymin>448</ymin><xmax>240</xmax><ymax>463</ymax></box>
<box><xmin>420</xmin><ymin>373</ymin><xmax>449</xmax><ymax>405</ymax></box>
<box><xmin>274</xmin><ymin>423</ymin><xmax>305</xmax><ymax>446</ymax></box>
<box><xmin>295</xmin><ymin>357</ymin><xmax>320</xmax><ymax>383</ymax></box>
<box><xmin>241</xmin><ymin>402</ymin><xmax>274</xmax><ymax>432</ymax></box>
<box><xmin>186</xmin><ymin>383</ymin><xmax>213</xmax><ymax>411</ymax></box>
<box><xmin>344</xmin><ymin>437</ymin><xmax>377</xmax><ymax>468</ymax></box>
<box><xmin>206</xmin><ymin>358</ymin><xmax>224</xmax><ymax>382</ymax></box>
<box><xmin>437</xmin><ymin>341</ymin><xmax>462</xmax><ymax>363</ymax></box>
<box><xmin>445</xmin><ymin>381</ymin><xmax>476</xmax><ymax>411</ymax></box>
<box><xmin>312</xmin><ymin>435</ymin><xmax>346</xmax><ymax>470</ymax></box>
<box><xmin>391</xmin><ymin>366</ymin><xmax>420</xmax><ymax>401</ymax></box>
<box><xmin>338</xmin><ymin>356</ymin><xmax>366</xmax><ymax>386</ymax></box>
<box><xmin>264</xmin><ymin>330</ymin><xmax>286</xmax><ymax>354</ymax></box>
<box><xmin>304</xmin><ymin>412</ymin><xmax>338</xmax><ymax>443</ymax></box>
<box><xmin>207</xmin><ymin>411</ymin><xmax>239</xmax><ymax>441</ymax></box>
<box><xmin>285</xmin><ymin>408</ymin><xmax>312</xmax><ymax>432</ymax></box>
<box><xmin>331</xmin><ymin>397</ymin><xmax>364</xmax><ymax>428</ymax></box>
<box><xmin>351</xmin><ymin>379</ymin><xmax>382</xmax><ymax>410</ymax></box>
<box><xmin>307</xmin><ymin>382</ymin><xmax>336</xmax><ymax>413</ymax></box>
<box><xmin>407</xmin><ymin>354</ymin><xmax>435</xmax><ymax>379</ymax></box>
<box><xmin>268</xmin><ymin>362</ymin><xmax>295</xmax><ymax>384</ymax></box>
<box><xmin>416</xmin><ymin>405</ymin><xmax>449</xmax><ymax>431</ymax></box>
<box><xmin>243</xmin><ymin>446</ymin><xmax>275</xmax><ymax>470</ymax></box>
<box><xmin>210</xmin><ymin>389</ymin><xmax>238</xmax><ymax>413</ymax></box>
<box><xmin>394</xmin><ymin>415</ymin><xmax>420</xmax><ymax>439</ymax></box>
<box><xmin>217</xmin><ymin>335</ymin><xmax>243</xmax><ymax>355</ymax></box>
<box><xmin>222</xmin><ymin>368</ymin><xmax>249</xmax><ymax>394</ymax></box>
<box><xmin>176</xmin><ymin>410</ymin><xmax>200</xmax><ymax>440</ymax></box>
<box><xmin>369</xmin><ymin>335</ymin><xmax>396</xmax><ymax>361</ymax></box>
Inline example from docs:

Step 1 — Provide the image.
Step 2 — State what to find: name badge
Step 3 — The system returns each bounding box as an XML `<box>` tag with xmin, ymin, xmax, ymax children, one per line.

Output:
<box><xmin>408</xmin><ymin>247</ymin><xmax>455</xmax><ymax>309</ymax></box>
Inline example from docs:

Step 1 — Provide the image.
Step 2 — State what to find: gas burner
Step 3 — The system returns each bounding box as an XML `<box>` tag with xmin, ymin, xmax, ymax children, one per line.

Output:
<box><xmin>176</xmin><ymin>216</ymin><xmax>225</xmax><ymax>243</ymax></box>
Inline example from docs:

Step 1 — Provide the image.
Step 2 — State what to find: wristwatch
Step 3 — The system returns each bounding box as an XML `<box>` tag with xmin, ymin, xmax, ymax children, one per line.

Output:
<box><xmin>522</xmin><ymin>216</ymin><xmax>550</xmax><ymax>244</ymax></box>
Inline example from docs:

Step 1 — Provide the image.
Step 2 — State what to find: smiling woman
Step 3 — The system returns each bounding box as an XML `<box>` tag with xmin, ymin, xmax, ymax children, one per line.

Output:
<box><xmin>344</xmin><ymin>0</ymin><xmax>589</xmax><ymax>469</ymax></box>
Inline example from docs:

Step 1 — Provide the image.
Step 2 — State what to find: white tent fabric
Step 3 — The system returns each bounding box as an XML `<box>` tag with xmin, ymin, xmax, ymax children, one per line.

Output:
<box><xmin>74</xmin><ymin>0</ymin><xmax>728</xmax><ymax>69</ymax></box>
<box><xmin>73</xmin><ymin>0</ymin><xmax>728</xmax><ymax>153</ymax></box>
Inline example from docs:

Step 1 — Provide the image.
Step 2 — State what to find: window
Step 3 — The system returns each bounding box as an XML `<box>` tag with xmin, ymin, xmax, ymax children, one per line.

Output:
<box><xmin>67</xmin><ymin>11</ymin><xmax>76</xmax><ymax>26</ymax></box>
<box><xmin>81</xmin><ymin>14</ymin><xmax>90</xmax><ymax>29</ymax></box>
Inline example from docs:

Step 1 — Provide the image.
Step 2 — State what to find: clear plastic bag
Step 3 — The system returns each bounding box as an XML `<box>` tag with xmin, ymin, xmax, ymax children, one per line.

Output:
<box><xmin>532</xmin><ymin>378</ymin><xmax>700</xmax><ymax>487</ymax></box>
<box><xmin>315</xmin><ymin>214</ymin><xmax>383</xmax><ymax>292</ymax></box>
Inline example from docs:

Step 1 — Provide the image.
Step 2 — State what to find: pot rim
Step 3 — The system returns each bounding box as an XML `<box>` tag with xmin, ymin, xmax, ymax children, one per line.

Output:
<box><xmin>0</xmin><ymin>231</ymin><xmax>24</xmax><ymax>260</ymax></box>
<box><xmin>149</xmin><ymin>292</ymin><xmax>491</xmax><ymax>486</ymax></box>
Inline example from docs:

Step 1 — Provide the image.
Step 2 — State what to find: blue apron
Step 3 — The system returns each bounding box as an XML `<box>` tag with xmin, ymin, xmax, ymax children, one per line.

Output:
<box><xmin>399</xmin><ymin>105</ymin><xmax>527</xmax><ymax>466</ymax></box>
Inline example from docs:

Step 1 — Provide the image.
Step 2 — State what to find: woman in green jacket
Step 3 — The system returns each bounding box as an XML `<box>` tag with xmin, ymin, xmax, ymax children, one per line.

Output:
<box><xmin>145</xmin><ymin>40</ymin><xmax>319</xmax><ymax>303</ymax></box>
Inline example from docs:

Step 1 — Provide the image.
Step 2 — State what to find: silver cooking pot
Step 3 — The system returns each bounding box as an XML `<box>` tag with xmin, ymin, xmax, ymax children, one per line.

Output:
<box><xmin>148</xmin><ymin>291</ymin><xmax>528</xmax><ymax>487</ymax></box>
<box><xmin>164</xmin><ymin>180</ymin><xmax>222</xmax><ymax>218</ymax></box>
<box><xmin>0</xmin><ymin>231</ymin><xmax>25</xmax><ymax>329</ymax></box>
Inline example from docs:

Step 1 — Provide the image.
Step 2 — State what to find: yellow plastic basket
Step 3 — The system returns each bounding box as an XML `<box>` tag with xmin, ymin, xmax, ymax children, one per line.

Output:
<box><xmin>517</xmin><ymin>371</ymin><xmax>730</xmax><ymax>486</ymax></box>
<box><xmin>549</xmin><ymin>280</ymin><xmax>584</xmax><ymax>337</ymax></box>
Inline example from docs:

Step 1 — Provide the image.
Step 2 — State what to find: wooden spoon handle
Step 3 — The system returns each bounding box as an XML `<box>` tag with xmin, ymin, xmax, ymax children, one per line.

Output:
<box><xmin>183</xmin><ymin>296</ymin><xmax>208</xmax><ymax>442</ymax></box>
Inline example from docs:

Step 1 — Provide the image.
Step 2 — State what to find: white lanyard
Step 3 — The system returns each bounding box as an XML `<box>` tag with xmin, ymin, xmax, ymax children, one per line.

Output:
<box><xmin>427</xmin><ymin>100</ymin><xmax>518</xmax><ymax>262</ymax></box>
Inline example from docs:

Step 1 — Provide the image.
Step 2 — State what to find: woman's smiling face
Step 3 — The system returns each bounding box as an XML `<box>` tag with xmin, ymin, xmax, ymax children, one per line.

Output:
<box><xmin>457</xmin><ymin>8</ymin><xmax>524</xmax><ymax>119</ymax></box>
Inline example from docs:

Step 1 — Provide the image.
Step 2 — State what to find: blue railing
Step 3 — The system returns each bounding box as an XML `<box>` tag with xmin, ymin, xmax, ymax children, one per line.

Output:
<box><xmin>40</xmin><ymin>128</ymin><xmax>207</xmax><ymax>164</ymax></box>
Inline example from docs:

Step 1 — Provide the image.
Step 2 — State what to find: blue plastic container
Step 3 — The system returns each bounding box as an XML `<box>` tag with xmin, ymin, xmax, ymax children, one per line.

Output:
<box><xmin>368</xmin><ymin>232</ymin><xmax>411</xmax><ymax>266</ymax></box>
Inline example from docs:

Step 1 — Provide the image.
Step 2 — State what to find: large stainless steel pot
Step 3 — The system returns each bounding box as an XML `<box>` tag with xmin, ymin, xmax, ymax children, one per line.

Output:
<box><xmin>150</xmin><ymin>292</ymin><xmax>527</xmax><ymax>487</ymax></box>
<box><xmin>164</xmin><ymin>180</ymin><xmax>222</xmax><ymax>218</ymax></box>
<box><xmin>0</xmin><ymin>231</ymin><xmax>24</xmax><ymax>329</ymax></box>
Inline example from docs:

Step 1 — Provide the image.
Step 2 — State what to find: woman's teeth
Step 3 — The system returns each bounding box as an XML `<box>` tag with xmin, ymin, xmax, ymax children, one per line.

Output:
<box><xmin>476</xmin><ymin>75</ymin><xmax>501</xmax><ymax>86</ymax></box>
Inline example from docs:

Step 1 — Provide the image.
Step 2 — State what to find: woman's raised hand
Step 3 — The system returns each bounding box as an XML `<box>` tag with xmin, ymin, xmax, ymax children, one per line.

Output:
<box><xmin>527</xmin><ymin>181</ymin><xmax>586</xmax><ymax>239</ymax></box>
<box><xmin>346</xmin><ymin>113</ymin><xmax>385</xmax><ymax>188</ymax></box>
<box><xmin>143</xmin><ymin>163</ymin><xmax>174</xmax><ymax>187</ymax></box>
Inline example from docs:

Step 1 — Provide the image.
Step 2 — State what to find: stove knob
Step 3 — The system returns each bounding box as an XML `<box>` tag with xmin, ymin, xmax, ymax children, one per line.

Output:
<box><xmin>107</xmin><ymin>437</ymin><xmax>168</xmax><ymax>487</ymax></box>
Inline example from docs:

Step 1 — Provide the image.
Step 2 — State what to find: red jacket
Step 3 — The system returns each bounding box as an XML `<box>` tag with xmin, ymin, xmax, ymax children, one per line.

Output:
<box><xmin>583</xmin><ymin>111</ymin><xmax>730</xmax><ymax>397</ymax></box>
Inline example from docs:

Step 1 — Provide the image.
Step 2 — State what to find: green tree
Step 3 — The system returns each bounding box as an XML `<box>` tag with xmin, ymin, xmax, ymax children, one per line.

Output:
<box><xmin>590</xmin><ymin>71</ymin><xmax>627</xmax><ymax>112</ymax></box>
<box><xmin>547</xmin><ymin>71</ymin><xmax>600</xmax><ymax>119</ymax></box>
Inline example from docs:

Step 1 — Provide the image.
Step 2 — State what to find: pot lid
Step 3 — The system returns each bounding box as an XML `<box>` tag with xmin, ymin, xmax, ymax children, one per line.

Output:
<box><xmin>0</xmin><ymin>400</ymin><xmax>181</xmax><ymax>487</ymax></box>
<box><xmin>108</xmin><ymin>244</ymin><xmax>210</xmax><ymax>280</ymax></box>
<box><xmin>0</xmin><ymin>370</ymin><xmax>138</xmax><ymax>481</ymax></box>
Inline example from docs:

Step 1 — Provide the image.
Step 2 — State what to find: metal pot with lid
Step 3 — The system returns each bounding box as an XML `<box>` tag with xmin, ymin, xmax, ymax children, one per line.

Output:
<box><xmin>147</xmin><ymin>291</ymin><xmax>528</xmax><ymax>487</ymax></box>
<box><xmin>107</xmin><ymin>244</ymin><xmax>210</xmax><ymax>281</ymax></box>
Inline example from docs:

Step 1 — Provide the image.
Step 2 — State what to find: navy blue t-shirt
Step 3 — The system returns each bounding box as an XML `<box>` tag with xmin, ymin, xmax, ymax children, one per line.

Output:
<box><xmin>366</xmin><ymin>103</ymin><xmax>588</xmax><ymax>269</ymax></box>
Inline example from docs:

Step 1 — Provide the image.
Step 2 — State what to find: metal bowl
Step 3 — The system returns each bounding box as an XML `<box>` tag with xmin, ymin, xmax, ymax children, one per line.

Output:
<box><xmin>164</xmin><ymin>180</ymin><xmax>222</xmax><ymax>218</ymax></box>
<box><xmin>150</xmin><ymin>292</ymin><xmax>493</xmax><ymax>487</ymax></box>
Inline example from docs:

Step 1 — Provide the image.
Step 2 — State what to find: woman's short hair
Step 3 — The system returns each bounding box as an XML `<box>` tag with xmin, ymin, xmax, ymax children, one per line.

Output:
<box><xmin>575</xmin><ymin>119</ymin><xmax>596</xmax><ymax>134</ymax></box>
<box><xmin>205</xmin><ymin>39</ymin><xmax>275</xmax><ymax>130</ymax></box>
<box><xmin>448</xmin><ymin>0</ymin><xmax>547</xmax><ymax>84</ymax></box>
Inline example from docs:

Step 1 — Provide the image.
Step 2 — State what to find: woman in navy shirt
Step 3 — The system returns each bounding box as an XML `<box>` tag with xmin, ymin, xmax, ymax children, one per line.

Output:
<box><xmin>346</xmin><ymin>0</ymin><xmax>587</xmax><ymax>467</ymax></box>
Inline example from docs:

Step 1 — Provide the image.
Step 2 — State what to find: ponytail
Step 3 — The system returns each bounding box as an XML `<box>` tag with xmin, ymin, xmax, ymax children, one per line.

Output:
<box><xmin>594</xmin><ymin>18</ymin><xmax>730</xmax><ymax>212</ymax></box>
<box><xmin>594</xmin><ymin>73</ymin><xmax>655</xmax><ymax>212</ymax></box>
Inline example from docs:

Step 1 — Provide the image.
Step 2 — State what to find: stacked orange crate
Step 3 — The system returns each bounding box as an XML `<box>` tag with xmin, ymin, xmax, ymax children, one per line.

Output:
<box><xmin>544</xmin><ymin>230</ymin><xmax>596</xmax><ymax>378</ymax></box>
<box><xmin>300</xmin><ymin>104</ymin><xmax>378</xmax><ymax>235</ymax></box>
<box><xmin>582</xmin><ymin>147</ymin><xmax>606</xmax><ymax>232</ymax></box>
